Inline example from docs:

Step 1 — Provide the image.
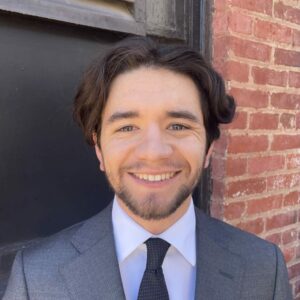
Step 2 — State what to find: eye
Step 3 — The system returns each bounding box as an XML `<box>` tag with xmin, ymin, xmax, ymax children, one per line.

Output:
<box><xmin>118</xmin><ymin>125</ymin><xmax>135</xmax><ymax>132</ymax></box>
<box><xmin>169</xmin><ymin>124</ymin><xmax>189</xmax><ymax>131</ymax></box>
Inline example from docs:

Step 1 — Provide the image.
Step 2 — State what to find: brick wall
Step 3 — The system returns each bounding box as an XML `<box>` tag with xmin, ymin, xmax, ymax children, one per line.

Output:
<box><xmin>211</xmin><ymin>0</ymin><xmax>300</xmax><ymax>298</ymax></box>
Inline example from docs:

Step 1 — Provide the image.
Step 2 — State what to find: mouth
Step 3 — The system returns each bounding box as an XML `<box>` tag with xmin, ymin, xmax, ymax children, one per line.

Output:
<box><xmin>131</xmin><ymin>172</ymin><xmax>178</xmax><ymax>182</ymax></box>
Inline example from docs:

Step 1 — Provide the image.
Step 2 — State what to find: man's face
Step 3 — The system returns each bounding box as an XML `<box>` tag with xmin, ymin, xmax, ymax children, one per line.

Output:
<box><xmin>96</xmin><ymin>67</ymin><xmax>212</xmax><ymax>221</ymax></box>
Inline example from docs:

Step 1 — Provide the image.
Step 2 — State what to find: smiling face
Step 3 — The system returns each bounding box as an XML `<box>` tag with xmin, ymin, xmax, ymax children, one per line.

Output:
<box><xmin>95</xmin><ymin>67</ymin><xmax>213</xmax><ymax>231</ymax></box>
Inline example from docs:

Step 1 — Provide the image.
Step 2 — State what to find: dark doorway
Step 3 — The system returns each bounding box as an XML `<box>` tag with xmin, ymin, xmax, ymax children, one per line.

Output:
<box><xmin>0</xmin><ymin>13</ymin><xmax>123</xmax><ymax>245</ymax></box>
<box><xmin>0</xmin><ymin>13</ymin><xmax>126</xmax><ymax>293</ymax></box>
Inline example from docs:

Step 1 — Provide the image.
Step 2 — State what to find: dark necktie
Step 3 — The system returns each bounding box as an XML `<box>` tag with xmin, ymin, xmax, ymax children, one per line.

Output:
<box><xmin>137</xmin><ymin>238</ymin><xmax>170</xmax><ymax>300</ymax></box>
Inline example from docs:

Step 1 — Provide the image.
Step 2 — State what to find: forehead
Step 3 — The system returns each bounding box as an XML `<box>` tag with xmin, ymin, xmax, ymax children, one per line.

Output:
<box><xmin>103</xmin><ymin>67</ymin><xmax>202</xmax><ymax>118</ymax></box>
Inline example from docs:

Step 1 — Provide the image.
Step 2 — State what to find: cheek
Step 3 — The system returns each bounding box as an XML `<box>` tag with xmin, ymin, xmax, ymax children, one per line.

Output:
<box><xmin>177</xmin><ymin>138</ymin><xmax>207</xmax><ymax>167</ymax></box>
<box><xmin>179</xmin><ymin>135</ymin><xmax>206</xmax><ymax>152</ymax></box>
<box><xmin>102</xmin><ymin>132</ymin><xmax>137</xmax><ymax>150</ymax></box>
<box><xmin>101</xmin><ymin>140</ymin><xmax>134</xmax><ymax>170</ymax></box>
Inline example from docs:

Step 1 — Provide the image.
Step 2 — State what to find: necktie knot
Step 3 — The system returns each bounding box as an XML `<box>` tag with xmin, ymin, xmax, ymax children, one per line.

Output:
<box><xmin>145</xmin><ymin>238</ymin><xmax>170</xmax><ymax>271</ymax></box>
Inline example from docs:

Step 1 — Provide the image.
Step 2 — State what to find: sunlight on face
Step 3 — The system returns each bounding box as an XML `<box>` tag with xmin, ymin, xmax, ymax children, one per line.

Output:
<box><xmin>96</xmin><ymin>67</ymin><xmax>211</xmax><ymax>222</ymax></box>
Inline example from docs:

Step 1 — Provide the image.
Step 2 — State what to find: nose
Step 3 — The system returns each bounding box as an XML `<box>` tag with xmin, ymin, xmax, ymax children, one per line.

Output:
<box><xmin>135</xmin><ymin>124</ymin><xmax>173</xmax><ymax>161</ymax></box>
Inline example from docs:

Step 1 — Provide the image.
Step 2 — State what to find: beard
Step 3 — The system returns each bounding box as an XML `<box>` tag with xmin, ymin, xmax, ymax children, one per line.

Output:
<box><xmin>116</xmin><ymin>183</ymin><xmax>193</xmax><ymax>220</ymax></box>
<box><xmin>104</xmin><ymin>162</ymin><xmax>203</xmax><ymax>220</ymax></box>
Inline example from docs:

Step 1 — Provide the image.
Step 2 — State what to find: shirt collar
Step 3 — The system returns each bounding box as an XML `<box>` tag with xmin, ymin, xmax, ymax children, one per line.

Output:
<box><xmin>112</xmin><ymin>196</ymin><xmax>196</xmax><ymax>266</ymax></box>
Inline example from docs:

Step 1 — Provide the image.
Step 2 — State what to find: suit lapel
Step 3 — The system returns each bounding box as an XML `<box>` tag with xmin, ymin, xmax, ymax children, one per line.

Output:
<box><xmin>60</xmin><ymin>204</ymin><xmax>126</xmax><ymax>300</ymax></box>
<box><xmin>59</xmin><ymin>204</ymin><xmax>245</xmax><ymax>299</ymax></box>
<box><xmin>194</xmin><ymin>209</ymin><xmax>245</xmax><ymax>300</ymax></box>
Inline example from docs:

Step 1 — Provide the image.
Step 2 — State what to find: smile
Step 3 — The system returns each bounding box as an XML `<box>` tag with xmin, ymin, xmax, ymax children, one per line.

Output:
<box><xmin>131</xmin><ymin>172</ymin><xmax>177</xmax><ymax>182</ymax></box>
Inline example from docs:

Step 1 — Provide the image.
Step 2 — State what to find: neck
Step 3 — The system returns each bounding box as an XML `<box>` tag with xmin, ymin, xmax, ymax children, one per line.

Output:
<box><xmin>116</xmin><ymin>197</ymin><xmax>192</xmax><ymax>235</ymax></box>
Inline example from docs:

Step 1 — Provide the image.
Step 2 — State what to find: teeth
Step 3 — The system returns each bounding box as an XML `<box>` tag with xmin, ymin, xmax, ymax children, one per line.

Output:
<box><xmin>134</xmin><ymin>172</ymin><xmax>176</xmax><ymax>182</ymax></box>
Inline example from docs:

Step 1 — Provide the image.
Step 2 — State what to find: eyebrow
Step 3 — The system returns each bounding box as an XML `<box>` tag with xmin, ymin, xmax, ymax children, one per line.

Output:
<box><xmin>107</xmin><ymin>111</ymin><xmax>139</xmax><ymax>124</ymax></box>
<box><xmin>166</xmin><ymin>110</ymin><xmax>201</xmax><ymax>123</ymax></box>
<box><xmin>106</xmin><ymin>109</ymin><xmax>201</xmax><ymax>124</ymax></box>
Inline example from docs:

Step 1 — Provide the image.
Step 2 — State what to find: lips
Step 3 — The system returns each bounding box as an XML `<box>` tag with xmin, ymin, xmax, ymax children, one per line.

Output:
<box><xmin>131</xmin><ymin>172</ymin><xmax>177</xmax><ymax>182</ymax></box>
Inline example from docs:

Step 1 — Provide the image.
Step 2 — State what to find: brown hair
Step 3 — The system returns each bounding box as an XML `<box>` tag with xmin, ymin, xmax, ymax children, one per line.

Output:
<box><xmin>73</xmin><ymin>36</ymin><xmax>235</xmax><ymax>150</ymax></box>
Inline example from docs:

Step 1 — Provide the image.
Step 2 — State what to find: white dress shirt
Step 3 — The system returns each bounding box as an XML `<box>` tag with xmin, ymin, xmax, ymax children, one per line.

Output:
<box><xmin>112</xmin><ymin>197</ymin><xmax>196</xmax><ymax>300</ymax></box>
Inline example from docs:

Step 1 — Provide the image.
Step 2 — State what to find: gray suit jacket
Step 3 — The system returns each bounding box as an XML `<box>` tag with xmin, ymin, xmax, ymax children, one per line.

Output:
<box><xmin>3</xmin><ymin>203</ymin><xmax>292</xmax><ymax>300</ymax></box>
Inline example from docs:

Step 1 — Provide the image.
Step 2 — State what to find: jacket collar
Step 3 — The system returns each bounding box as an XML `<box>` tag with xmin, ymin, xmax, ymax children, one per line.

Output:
<box><xmin>60</xmin><ymin>202</ymin><xmax>126</xmax><ymax>300</ymax></box>
<box><xmin>59</xmin><ymin>203</ymin><xmax>244</xmax><ymax>300</ymax></box>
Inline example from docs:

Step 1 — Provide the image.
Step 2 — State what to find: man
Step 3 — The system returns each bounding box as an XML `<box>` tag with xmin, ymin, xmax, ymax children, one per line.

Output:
<box><xmin>4</xmin><ymin>37</ymin><xmax>292</xmax><ymax>300</ymax></box>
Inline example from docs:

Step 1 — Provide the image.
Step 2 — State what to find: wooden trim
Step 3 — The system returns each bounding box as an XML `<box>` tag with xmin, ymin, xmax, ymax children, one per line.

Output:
<box><xmin>0</xmin><ymin>0</ymin><xmax>145</xmax><ymax>35</ymax></box>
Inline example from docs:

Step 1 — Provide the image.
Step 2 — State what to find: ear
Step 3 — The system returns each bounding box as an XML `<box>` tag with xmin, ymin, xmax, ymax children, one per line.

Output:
<box><xmin>93</xmin><ymin>133</ymin><xmax>105</xmax><ymax>172</ymax></box>
<box><xmin>204</xmin><ymin>142</ymin><xmax>214</xmax><ymax>168</ymax></box>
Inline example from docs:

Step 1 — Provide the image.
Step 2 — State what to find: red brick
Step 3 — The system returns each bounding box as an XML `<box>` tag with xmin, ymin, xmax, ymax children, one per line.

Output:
<box><xmin>283</xmin><ymin>246</ymin><xmax>295</xmax><ymax>263</ymax></box>
<box><xmin>275</xmin><ymin>48</ymin><xmax>300</xmax><ymax>67</ymax></box>
<box><xmin>222</xmin><ymin>60</ymin><xmax>249</xmax><ymax>82</ymax></box>
<box><xmin>288</xmin><ymin>262</ymin><xmax>300</xmax><ymax>280</ymax></box>
<box><xmin>297</xmin><ymin>245</ymin><xmax>300</xmax><ymax>259</ymax></box>
<box><xmin>297</xmin><ymin>113</ymin><xmax>300</xmax><ymax>129</ymax></box>
<box><xmin>284</xmin><ymin>191</ymin><xmax>300</xmax><ymax>207</ymax></box>
<box><xmin>280</xmin><ymin>113</ymin><xmax>296</xmax><ymax>129</ymax></box>
<box><xmin>213</xmin><ymin>36</ymin><xmax>229</xmax><ymax>70</ymax></box>
<box><xmin>226</xmin><ymin>157</ymin><xmax>247</xmax><ymax>177</ymax></box>
<box><xmin>212</xmin><ymin>179</ymin><xmax>226</xmax><ymax>200</ymax></box>
<box><xmin>211</xmin><ymin>156</ymin><xmax>225</xmax><ymax>180</ymax></box>
<box><xmin>271</xmin><ymin>135</ymin><xmax>300</xmax><ymax>151</ymax></box>
<box><xmin>231</xmin><ymin>111</ymin><xmax>248</xmax><ymax>129</ymax></box>
<box><xmin>224</xmin><ymin>201</ymin><xmax>246</xmax><ymax>220</ymax></box>
<box><xmin>249</xmin><ymin>112</ymin><xmax>279</xmax><ymax>130</ymax></box>
<box><xmin>289</xmin><ymin>71</ymin><xmax>300</xmax><ymax>88</ymax></box>
<box><xmin>223</xmin><ymin>111</ymin><xmax>248</xmax><ymax>129</ymax></box>
<box><xmin>295</xmin><ymin>279</ymin><xmax>300</xmax><ymax>297</ymax></box>
<box><xmin>229</xmin><ymin>0</ymin><xmax>272</xmax><ymax>15</ymax></box>
<box><xmin>287</xmin><ymin>154</ymin><xmax>300</xmax><ymax>169</ymax></box>
<box><xmin>282</xmin><ymin>227</ymin><xmax>298</xmax><ymax>245</ymax></box>
<box><xmin>236</xmin><ymin>217</ymin><xmax>265</xmax><ymax>235</ymax></box>
<box><xmin>228</xmin><ymin>135</ymin><xmax>268</xmax><ymax>153</ymax></box>
<box><xmin>284</xmin><ymin>247</ymin><xmax>296</xmax><ymax>264</ymax></box>
<box><xmin>248</xmin><ymin>155</ymin><xmax>284</xmax><ymax>175</ymax></box>
<box><xmin>294</xmin><ymin>29</ymin><xmax>300</xmax><ymax>47</ymax></box>
<box><xmin>267</xmin><ymin>173</ymin><xmax>300</xmax><ymax>190</ymax></box>
<box><xmin>230</xmin><ymin>36</ymin><xmax>271</xmax><ymax>62</ymax></box>
<box><xmin>230</xmin><ymin>87</ymin><xmax>269</xmax><ymax>108</ymax></box>
<box><xmin>214</xmin><ymin>0</ymin><xmax>227</xmax><ymax>11</ymax></box>
<box><xmin>227</xmin><ymin>178</ymin><xmax>266</xmax><ymax>198</ymax></box>
<box><xmin>252</xmin><ymin>67</ymin><xmax>288</xmax><ymax>87</ymax></box>
<box><xmin>271</xmin><ymin>93</ymin><xmax>300</xmax><ymax>110</ymax></box>
<box><xmin>228</xmin><ymin>10</ymin><xmax>253</xmax><ymax>34</ymax></box>
<box><xmin>254</xmin><ymin>19</ymin><xmax>292</xmax><ymax>44</ymax></box>
<box><xmin>210</xmin><ymin>200</ymin><xmax>224</xmax><ymax>219</ymax></box>
<box><xmin>213</xmin><ymin>11</ymin><xmax>229</xmax><ymax>36</ymax></box>
<box><xmin>247</xmin><ymin>194</ymin><xmax>283</xmax><ymax>215</ymax></box>
<box><xmin>213</xmin><ymin>133</ymin><xmax>228</xmax><ymax>155</ymax></box>
<box><xmin>275</xmin><ymin>2</ymin><xmax>300</xmax><ymax>25</ymax></box>
<box><xmin>265</xmin><ymin>232</ymin><xmax>281</xmax><ymax>244</ymax></box>
<box><xmin>266</xmin><ymin>211</ymin><xmax>297</xmax><ymax>230</ymax></box>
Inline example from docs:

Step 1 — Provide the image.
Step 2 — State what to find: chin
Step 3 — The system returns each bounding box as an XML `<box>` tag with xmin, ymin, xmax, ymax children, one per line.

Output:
<box><xmin>118</xmin><ymin>189</ymin><xmax>191</xmax><ymax>221</ymax></box>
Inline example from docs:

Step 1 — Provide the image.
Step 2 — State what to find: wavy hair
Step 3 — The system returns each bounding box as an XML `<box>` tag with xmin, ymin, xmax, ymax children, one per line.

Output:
<box><xmin>73</xmin><ymin>36</ymin><xmax>235</xmax><ymax>151</ymax></box>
